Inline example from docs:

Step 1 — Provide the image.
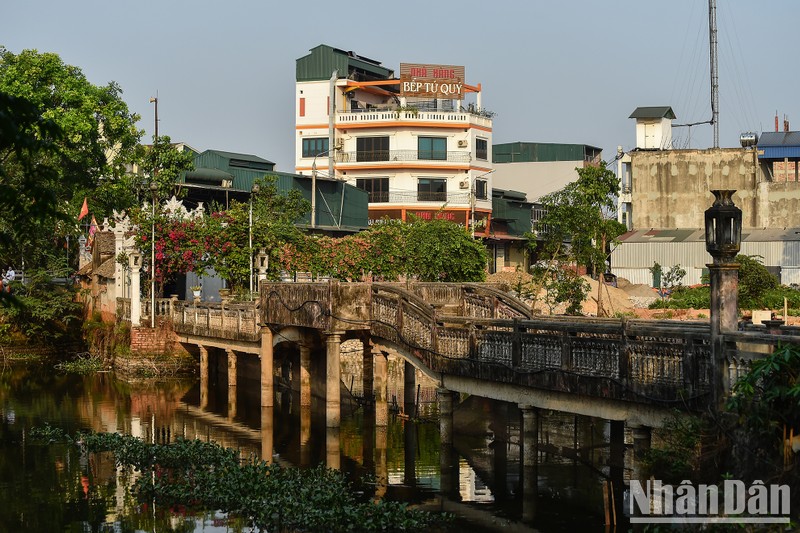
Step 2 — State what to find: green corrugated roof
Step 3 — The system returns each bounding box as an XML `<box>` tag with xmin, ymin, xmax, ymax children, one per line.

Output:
<box><xmin>493</xmin><ymin>142</ymin><xmax>602</xmax><ymax>164</ymax></box>
<box><xmin>628</xmin><ymin>106</ymin><xmax>676</xmax><ymax>120</ymax></box>
<box><xmin>296</xmin><ymin>44</ymin><xmax>394</xmax><ymax>82</ymax></box>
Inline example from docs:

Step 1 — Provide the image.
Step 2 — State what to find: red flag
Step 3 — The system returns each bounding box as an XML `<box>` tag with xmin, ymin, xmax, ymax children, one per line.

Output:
<box><xmin>78</xmin><ymin>198</ymin><xmax>89</xmax><ymax>220</ymax></box>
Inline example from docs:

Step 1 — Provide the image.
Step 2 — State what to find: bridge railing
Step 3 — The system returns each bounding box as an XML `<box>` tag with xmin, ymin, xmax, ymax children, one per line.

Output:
<box><xmin>172</xmin><ymin>301</ymin><xmax>259</xmax><ymax>342</ymax></box>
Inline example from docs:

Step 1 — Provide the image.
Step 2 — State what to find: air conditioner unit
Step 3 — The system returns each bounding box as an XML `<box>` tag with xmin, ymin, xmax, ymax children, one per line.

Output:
<box><xmin>334</xmin><ymin>138</ymin><xmax>344</xmax><ymax>149</ymax></box>
<box><xmin>459</xmin><ymin>180</ymin><xmax>470</xmax><ymax>189</ymax></box>
<box><xmin>457</xmin><ymin>140</ymin><xmax>468</xmax><ymax>148</ymax></box>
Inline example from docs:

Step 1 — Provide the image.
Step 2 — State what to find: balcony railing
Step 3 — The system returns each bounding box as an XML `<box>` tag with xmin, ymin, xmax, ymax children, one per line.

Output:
<box><xmin>336</xmin><ymin>109</ymin><xmax>492</xmax><ymax>129</ymax></box>
<box><xmin>367</xmin><ymin>190</ymin><xmax>471</xmax><ymax>204</ymax></box>
<box><xmin>336</xmin><ymin>150</ymin><xmax>472</xmax><ymax>164</ymax></box>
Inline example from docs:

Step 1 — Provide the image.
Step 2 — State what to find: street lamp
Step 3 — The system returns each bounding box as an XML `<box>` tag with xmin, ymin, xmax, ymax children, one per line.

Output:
<box><xmin>150</xmin><ymin>181</ymin><xmax>158</xmax><ymax>328</ymax></box>
<box><xmin>470</xmin><ymin>169</ymin><xmax>496</xmax><ymax>238</ymax></box>
<box><xmin>249</xmin><ymin>183</ymin><xmax>260</xmax><ymax>296</ymax></box>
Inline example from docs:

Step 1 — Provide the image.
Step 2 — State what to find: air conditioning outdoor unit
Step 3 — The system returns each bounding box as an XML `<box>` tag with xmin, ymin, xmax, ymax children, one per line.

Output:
<box><xmin>459</xmin><ymin>180</ymin><xmax>470</xmax><ymax>189</ymax></box>
<box><xmin>457</xmin><ymin>140</ymin><xmax>468</xmax><ymax>148</ymax></box>
<box><xmin>334</xmin><ymin>138</ymin><xmax>344</xmax><ymax>149</ymax></box>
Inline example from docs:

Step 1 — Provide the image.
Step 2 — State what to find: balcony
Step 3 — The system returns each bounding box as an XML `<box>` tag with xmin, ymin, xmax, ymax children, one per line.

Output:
<box><xmin>335</xmin><ymin>107</ymin><xmax>493</xmax><ymax>130</ymax></box>
<box><xmin>335</xmin><ymin>150</ymin><xmax>472</xmax><ymax>164</ymax></box>
<box><xmin>366</xmin><ymin>190</ymin><xmax>471</xmax><ymax>205</ymax></box>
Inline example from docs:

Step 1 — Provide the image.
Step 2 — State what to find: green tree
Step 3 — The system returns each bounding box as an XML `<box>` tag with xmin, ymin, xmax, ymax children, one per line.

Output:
<box><xmin>736</xmin><ymin>254</ymin><xmax>779</xmax><ymax>308</ymax></box>
<box><xmin>139</xmin><ymin>134</ymin><xmax>195</xmax><ymax>200</ymax></box>
<box><xmin>0</xmin><ymin>48</ymin><xmax>141</xmax><ymax>268</ymax></box>
<box><xmin>532</xmin><ymin>163</ymin><xmax>626</xmax><ymax>316</ymax></box>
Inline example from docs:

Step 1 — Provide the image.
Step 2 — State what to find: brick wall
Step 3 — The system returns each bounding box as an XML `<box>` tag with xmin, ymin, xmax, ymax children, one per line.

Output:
<box><xmin>129</xmin><ymin>320</ymin><xmax>189</xmax><ymax>356</ymax></box>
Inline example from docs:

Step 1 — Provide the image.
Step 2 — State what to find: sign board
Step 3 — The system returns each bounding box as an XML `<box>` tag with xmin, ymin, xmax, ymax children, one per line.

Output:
<box><xmin>399</xmin><ymin>63</ymin><xmax>465</xmax><ymax>99</ymax></box>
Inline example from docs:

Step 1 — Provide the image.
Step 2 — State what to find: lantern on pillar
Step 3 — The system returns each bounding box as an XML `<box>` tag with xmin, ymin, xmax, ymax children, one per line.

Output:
<box><xmin>128</xmin><ymin>250</ymin><xmax>142</xmax><ymax>270</ymax></box>
<box><xmin>256</xmin><ymin>248</ymin><xmax>269</xmax><ymax>283</ymax></box>
<box><xmin>704</xmin><ymin>190</ymin><xmax>742</xmax><ymax>264</ymax></box>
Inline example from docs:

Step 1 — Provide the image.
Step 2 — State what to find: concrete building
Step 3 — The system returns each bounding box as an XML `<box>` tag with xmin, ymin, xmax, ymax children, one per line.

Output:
<box><xmin>492</xmin><ymin>141</ymin><xmax>603</xmax><ymax>202</ymax></box>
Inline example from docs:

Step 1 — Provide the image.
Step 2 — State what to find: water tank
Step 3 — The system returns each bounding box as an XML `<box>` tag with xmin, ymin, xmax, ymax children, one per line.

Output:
<box><xmin>740</xmin><ymin>132</ymin><xmax>758</xmax><ymax>147</ymax></box>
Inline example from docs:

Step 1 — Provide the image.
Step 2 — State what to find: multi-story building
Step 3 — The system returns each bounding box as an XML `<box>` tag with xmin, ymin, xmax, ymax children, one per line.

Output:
<box><xmin>294</xmin><ymin>44</ymin><xmax>495</xmax><ymax>237</ymax></box>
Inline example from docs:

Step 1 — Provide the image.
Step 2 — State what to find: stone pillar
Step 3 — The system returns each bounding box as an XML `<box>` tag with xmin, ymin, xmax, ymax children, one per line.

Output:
<box><xmin>520</xmin><ymin>405</ymin><xmax>539</xmax><ymax>523</ymax></box>
<box><xmin>199</xmin><ymin>345</ymin><xmax>209</xmax><ymax>410</ymax></box>
<box><xmin>129</xmin><ymin>254</ymin><xmax>142</xmax><ymax>327</ymax></box>
<box><xmin>326</xmin><ymin>332</ymin><xmax>343</xmax><ymax>427</ymax></box>
<box><xmin>300</xmin><ymin>404</ymin><xmax>311</xmax><ymax>467</ymax></box>
<box><xmin>226</xmin><ymin>349</ymin><xmax>237</xmax><ymax>420</ymax></box>
<box><xmin>709</xmin><ymin>263</ymin><xmax>739</xmax><ymax>409</ymax></box>
<box><xmin>438</xmin><ymin>388</ymin><xmax>455</xmax><ymax>446</ymax></box>
<box><xmin>260</xmin><ymin>327</ymin><xmax>274</xmax><ymax>408</ymax></box>
<box><xmin>439</xmin><ymin>439</ymin><xmax>458</xmax><ymax>501</ymax></box>
<box><xmin>630</xmin><ymin>425</ymin><xmax>652</xmax><ymax>483</ymax></box>
<box><xmin>362</xmin><ymin>338</ymin><xmax>373</xmax><ymax>404</ymax></box>
<box><xmin>261</xmin><ymin>406</ymin><xmax>273</xmax><ymax>465</ymax></box>
<box><xmin>403</xmin><ymin>361</ymin><xmax>416</xmax><ymax>417</ymax></box>
<box><xmin>374</xmin><ymin>425</ymin><xmax>388</xmax><ymax>500</ymax></box>
<box><xmin>374</xmin><ymin>350</ymin><xmax>388</xmax><ymax>427</ymax></box>
<box><xmin>326</xmin><ymin>427</ymin><xmax>340</xmax><ymax>470</ymax></box>
<box><xmin>299</xmin><ymin>345</ymin><xmax>311</xmax><ymax>407</ymax></box>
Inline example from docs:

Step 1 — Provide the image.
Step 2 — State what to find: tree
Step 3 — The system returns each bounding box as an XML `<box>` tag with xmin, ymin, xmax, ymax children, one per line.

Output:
<box><xmin>0</xmin><ymin>48</ymin><xmax>142</xmax><ymax>268</ymax></box>
<box><xmin>139</xmin><ymin>135</ymin><xmax>195</xmax><ymax>201</ymax></box>
<box><xmin>533</xmin><ymin>163</ymin><xmax>626</xmax><ymax>316</ymax></box>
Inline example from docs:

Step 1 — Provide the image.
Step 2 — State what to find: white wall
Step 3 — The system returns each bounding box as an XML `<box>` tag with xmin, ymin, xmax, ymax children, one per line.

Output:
<box><xmin>493</xmin><ymin>160</ymin><xmax>583</xmax><ymax>201</ymax></box>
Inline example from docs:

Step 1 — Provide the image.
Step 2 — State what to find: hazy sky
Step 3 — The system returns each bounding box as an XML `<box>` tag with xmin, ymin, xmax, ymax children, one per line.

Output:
<box><xmin>3</xmin><ymin>0</ymin><xmax>797</xmax><ymax>171</ymax></box>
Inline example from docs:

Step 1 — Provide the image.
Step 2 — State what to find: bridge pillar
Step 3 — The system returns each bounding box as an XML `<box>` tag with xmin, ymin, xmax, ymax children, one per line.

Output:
<box><xmin>439</xmin><ymin>439</ymin><xmax>459</xmax><ymax>501</ymax></box>
<box><xmin>300</xmin><ymin>403</ymin><xmax>311</xmax><ymax>467</ymax></box>
<box><xmin>437</xmin><ymin>388</ymin><xmax>456</xmax><ymax>445</ymax></box>
<box><xmin>362</xmin><ymin>338</ymin><xmax>373</xmax><ymax>403</ymax></box>
<box><xmin>375</xmin><ymin>425</ymin><xmax>388</xmax><ymax>500</ymax></box>
<box><xmin>520</xmin><ymin>405</ymin><xmax>539</xmax><ymax>523</ymax></box>
<box><xmin>261</xmin><ymin>405</ymin><xmax>273</xmax><ymax>465</ymax></box>
<box><xmin>374</xmin><ymin>350</ymin><xmax>389</xmax><ymax>426</ymax></box>
<box><xmin>226</xmin><ymin>349</ymin><xmax>237</xmax><ymax>420</ymax></box>
<box><xmin>199</xmin><ymin>345</ymin><xmax>209</xmax><ymax>410</ymax></box>
<box><xmin>630</xmin><ymin>425</ymin><xmax>652</xmax><ymax>483</ymax></box>
<box><xmin>609</xmin><ymin>420</ymin><xmax>626</xmax><ymax>523</ymax></box>
<box><xmin>404</xmin><ymin>420</ymin><xmax>417</xmax><ymax>487</ymax></box>
<box><xmin>404</xmin><ymin>361</ymin><xmax>416</xmax><ymax>417</ymax></box>
<box><xmin>326</xmin><ymin>427</ymin><xmax>341</xmax><ymax>470</ymax></box>
<box><xmin>326</xmin><ymin>332</ymin><xmax>343</xmax><ymax>427</ymax></box>
<box><xmin>299</xmin><ymin>345</ymin><xmax>311</xmax><ymax>407</ymax></box>
<box><xmin>260</xmin><ymin>327</ymin><xmax>274</xmax><ymax>408</ymax></box>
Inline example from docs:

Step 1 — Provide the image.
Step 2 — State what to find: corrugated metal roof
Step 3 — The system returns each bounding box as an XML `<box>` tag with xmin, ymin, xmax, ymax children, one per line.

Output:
<box><xmin>619</xmin><ymin>227</ymin><xmax>800</xmax><ymax>243</ymax></box>
<box><xmin>628</xmin><ymin>106</ymin><xmax>676</xmax><ymax>120</ymax></box>
<box><xmin>758</xmin><ymin>131</ymin><xmax>800</xmax><ymax>146</ymax></box>
<box><xmin>296</xmin><ymin>44</ymin><xmax>393</xmax><ymax>82</ymax></box>
<box><xmin>493</xmin><ymin>142</ymin><xmax>602</xmax><ymax>163</ymax></box>
<box><xmin>205</xmin><ymin>150</ymin><xmax>275</xmax><ymax>166</ymax></box>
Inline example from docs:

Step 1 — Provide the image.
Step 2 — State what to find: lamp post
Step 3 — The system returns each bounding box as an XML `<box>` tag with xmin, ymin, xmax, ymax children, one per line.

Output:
<box><xmin>249</xmin><ymin>183</ymin><xmax>260</xmax><ymax>296</ymax></box>
<box><xmin>471</xmin><ymin>169</ymin><xmax>496</xmax><ymax>238</ymax></box>
<box><xmin>150</xmin><ymin>182</ymin><xmax>158</xmax><ymax>328</ymax></box>
<box><xmin>704</xmin><ymin>189</ymin><xmax>742</xmax><ymax>409</ymax></box>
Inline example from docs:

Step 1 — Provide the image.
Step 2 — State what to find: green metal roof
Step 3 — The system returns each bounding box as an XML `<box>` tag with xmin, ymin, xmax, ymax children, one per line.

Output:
<box><xmin>628</xmin><ymin>106</ymin><xmax>676</xmax><ymax>120</ymax></box>
<box><xmin>296</xmin><ymin>44</ymin><xmax>394</xmax><ymax>82</ymax></box>
<box><xmin>493</xmin><ymin>142</ymin><xmax>602</xmax><ymax>164</ymax></box>
<box><xmin>491</xmin><ymin>191</ymin><xmax>533</xmax><ymax>237</ymax></box>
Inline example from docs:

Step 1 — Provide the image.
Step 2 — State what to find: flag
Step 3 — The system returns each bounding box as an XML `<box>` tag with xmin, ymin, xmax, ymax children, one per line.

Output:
<box><xmin>78</xmin><ymin>197</ymin><xmax>89</xmax><ymax>220</ymax></box>
<box><xmin>87</xmin><ymin>216</ymin><xmax>98</xmax><ymax>250</ymax></box>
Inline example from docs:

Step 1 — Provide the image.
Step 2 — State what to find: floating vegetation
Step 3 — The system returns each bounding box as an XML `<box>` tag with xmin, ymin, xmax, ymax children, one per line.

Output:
<box><xmin>29</xmin><ymin>428</ymin><xmax>450</xmax><ymax>532</ymax></box>
<box><xmin>54</xmin><ymin>352</ymin><xmax>104</xmax><ymax>374</ymax></box>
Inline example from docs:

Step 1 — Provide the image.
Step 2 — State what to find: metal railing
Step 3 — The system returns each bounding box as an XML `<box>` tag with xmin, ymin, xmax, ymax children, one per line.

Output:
<box><xmin>365</xmin><ymin>190</ymin><xmax>471</xmax><ymax>204</ymax></box>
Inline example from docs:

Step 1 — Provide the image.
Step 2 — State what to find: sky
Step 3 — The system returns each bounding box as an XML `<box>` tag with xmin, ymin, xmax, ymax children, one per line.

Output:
<box><xmin>2</xmin><ymin>0</ymin><xmax>798</xmax><ymax>172</ymax></box>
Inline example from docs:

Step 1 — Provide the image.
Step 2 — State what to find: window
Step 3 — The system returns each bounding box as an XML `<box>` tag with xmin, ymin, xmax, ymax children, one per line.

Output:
<box><xmin>418</xmin><ymin>136</ymin><xmax>447</xmax><ymax>161</ymax></box>
<box><xmin>476</xmin><ymin>138</ymin><xmax>488</xmax><ymax>161</ymax></box>
<box><xmin>475</xmin><ymin>179</ymin><xmax>488</xmax><ymax>200</ymax></box>
<box><xmin>356</xmin><ymin>136</ymin><xmax>389</xmax><ymax>162</ymax></box>
<box><xmin>302</xmin><ymin>138</ymin><xmax>329</xmax><ymax>158</ymax></box>
<box><xmin>417</xmin><ymin>178</ymin><xmax>447</xmax><ymax>202</ymax></box>
<box><xmin>356</xmin><ymin>177</ymin><xmax>390</xmax><ymax>203</ymax></box>
<box><xmin>299</xmin><ymin>98</ymin><xmax>305</xmax><ymax>117</ymax></box>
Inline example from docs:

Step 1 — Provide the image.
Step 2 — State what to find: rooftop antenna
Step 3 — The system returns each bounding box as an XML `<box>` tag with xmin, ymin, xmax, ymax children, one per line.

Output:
<box><xmin>709</xmin><ymin>0</ymin><xmax>719</xmax><ymax>148</ymax></box>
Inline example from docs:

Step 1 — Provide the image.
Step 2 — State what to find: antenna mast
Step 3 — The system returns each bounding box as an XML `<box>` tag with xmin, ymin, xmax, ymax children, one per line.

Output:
<box><xmin>709</xmin><ymin>0</ymin><xmax>719</xmax><ymax>148</ymax></box>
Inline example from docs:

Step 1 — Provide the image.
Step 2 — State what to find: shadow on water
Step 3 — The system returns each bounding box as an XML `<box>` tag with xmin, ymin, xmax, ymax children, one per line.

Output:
<box><xmin>0</xmin><ymin>359</ymin><xmax>623</xmax><ymax>532</ymax></box>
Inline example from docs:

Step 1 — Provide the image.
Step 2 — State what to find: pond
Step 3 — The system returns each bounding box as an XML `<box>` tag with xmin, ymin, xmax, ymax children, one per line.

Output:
<box><xmin>0</xmin><ymin>359</ymin><xmax>616</xmax><ymax>532</ymax></box>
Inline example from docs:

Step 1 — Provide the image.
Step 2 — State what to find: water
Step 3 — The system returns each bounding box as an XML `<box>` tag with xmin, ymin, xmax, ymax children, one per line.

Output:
<box><xmin>0</xmin><ymin>360</ymin><xmax>616</xmax><ymax>532</ymax></box>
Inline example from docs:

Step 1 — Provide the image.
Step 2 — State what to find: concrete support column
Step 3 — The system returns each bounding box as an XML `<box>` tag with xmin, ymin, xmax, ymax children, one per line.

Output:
<box><xmin>261</xmin><ymin>406</ymin><xmax>273</xmax><ymax>465</ymax></box>
<box><xmin>362</xmin><ymin>338</ymin><xmax>373</xmax><ymax>403</ymax></box>
<box><xmin>199</xmin><ymin>345</ymin><xmax>209</xmax><ymax>410</ymax></box>
<box><xmin>709</xmin><ymin>263</ymin><xmax>739</xmax><ymax>408</ymax></box>
<box><xmin>438</xmin><ymin>388</ymin><xmax>455</xmax><ymax>446</ymax></box>
<box><xmin>326</xmin><ymin>427</ymin><xmax>341</xmax><ymax>470</ymax></box>
<box><xmin>403</xmin><ymin>361</ymin><xmax>416</xmax><ymax>417</ymax></box>
<box><xmin>299</xmin><ymin>345</ymin><xmax>311</xmax><ymax>407</ymax></box>
<box><xmin>520</xmin><ymin>405</ymin><xmax>539</xmax><ymax>523</ymax></box>
<box><xmin>226</xmin><ymin>349</ymin><xmax>237</xmax><ymax>420</ymax></box>
<box><xmin>630</xmin><ymin>425</ymin><xmax>652</xmax><ymax>483</ymax></box>
<box><xmin>260</xmin><ymin>326</ymin><xmax>274</xmax><ymax>408</ymax></box>
<box><xmin>374</xmin><ymin>350</ymin><xmax>388</xmax><ymax>427</ymax></box>
<box><xmin>326</xmin><ymin>332</ymin><xmax>343</xmax><ymax>427</ymax></box>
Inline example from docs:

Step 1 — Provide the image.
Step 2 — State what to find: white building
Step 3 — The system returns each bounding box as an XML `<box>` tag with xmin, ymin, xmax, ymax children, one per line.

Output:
<box><xmin>294</xmin><ymin>45</ymin><xmax>495</xmax><ymax>236</ymax></box>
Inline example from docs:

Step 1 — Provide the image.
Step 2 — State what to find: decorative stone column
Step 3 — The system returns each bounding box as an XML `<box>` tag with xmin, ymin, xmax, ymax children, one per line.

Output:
<box><xmin>260</xmin><ymin>327</ymin><xmax>274</xmax><ymax>408</ymax></box>
<box><xmin>326</xmin><ymin>333</ymin><xmax>343</xmax><ymax>427</ymax></box>
<box><xmin>705</xmin><ymin>189</ymin><xmax>742</xmax><ymax>409</ymax></box>
<box><xmin>128</xmin><ymin>251</ymin><xmax>142</xmax><ymax>327</ymax></box>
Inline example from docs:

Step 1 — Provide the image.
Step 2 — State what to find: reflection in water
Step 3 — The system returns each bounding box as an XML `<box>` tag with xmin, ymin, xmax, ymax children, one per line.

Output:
<box><xmin>0</xmin><ymin>357</ymin><xmax>620</xmax><ymax>532</ymax></box>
